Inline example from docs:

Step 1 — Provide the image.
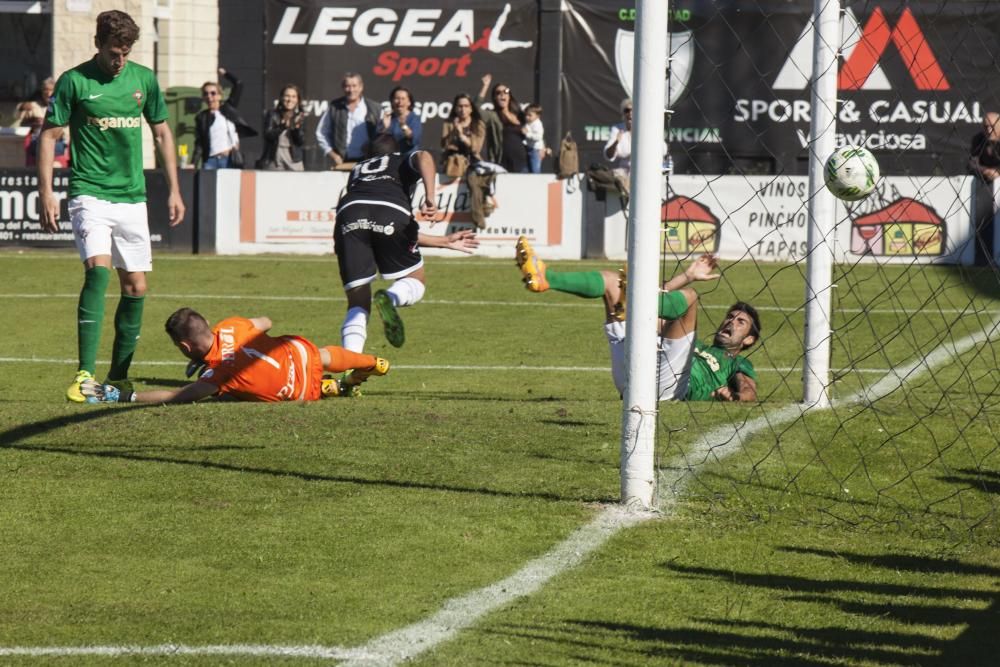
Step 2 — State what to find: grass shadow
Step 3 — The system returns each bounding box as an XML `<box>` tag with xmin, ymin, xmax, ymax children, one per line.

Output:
<box><xmin>657</xmin><ymin>548</ymin><xmax>999</xmax><ymax>666</ymax></box>
<box><xmin>0</xmin><ymin>408</ymin><xmax>614</xmax><ymax>505</ymax></box>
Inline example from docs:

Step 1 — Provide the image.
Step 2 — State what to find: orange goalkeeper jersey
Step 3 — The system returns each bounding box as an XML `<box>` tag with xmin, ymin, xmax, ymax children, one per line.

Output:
<box><xmin>199</xmin><ymin>317</ymin><xmax>323</xmax><ymax>402</ymax></box>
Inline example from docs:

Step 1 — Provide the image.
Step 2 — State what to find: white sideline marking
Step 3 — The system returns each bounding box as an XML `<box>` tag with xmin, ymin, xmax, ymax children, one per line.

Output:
<box><xmin>340</xmin><ymin>313</ymin><xmax>1000</xmax><ymax>666</ymax></box>
<box><xmin>659</xmin><ymin>313</ymin><xmax>1000</xmax><ymax>494</ymax></box>
<box><xmin>0</xmin><ymin>356</ymin><xmax>892</xmax><ymax>374</ymax></box>
<box><xmin>0</xmin><ymin>292</ymin><xmax>994</xmax><ymax>316</ymax></box>
<box><xmin>3</xmin><ymin>314</ymin><xmax>997</xmax><ymax>664</ymax></box>
<box><xmin>340</xmin><ymin>506</ymin><xmax>652</xmax><ymax>667</ymax></box>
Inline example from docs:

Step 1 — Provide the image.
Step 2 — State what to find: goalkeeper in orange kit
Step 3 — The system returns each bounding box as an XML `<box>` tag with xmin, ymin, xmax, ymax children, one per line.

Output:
<box><xmin>82</xmin><ymin>307</ymin><xmax>388</xmax><ymax>403</ymax></box>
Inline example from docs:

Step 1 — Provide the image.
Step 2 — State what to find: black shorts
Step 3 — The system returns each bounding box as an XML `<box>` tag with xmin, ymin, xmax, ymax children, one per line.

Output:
<box><xmin>334</xmin><ymin>201</ymin><xmax>422</xmax><ymax>290</ymax></box>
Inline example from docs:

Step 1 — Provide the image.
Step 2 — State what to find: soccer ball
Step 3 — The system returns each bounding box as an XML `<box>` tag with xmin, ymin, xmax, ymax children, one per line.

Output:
<box><xmin>824</xmin><ymin>146</ymin><xmax>880</xmax><ymax>201</ymax></box>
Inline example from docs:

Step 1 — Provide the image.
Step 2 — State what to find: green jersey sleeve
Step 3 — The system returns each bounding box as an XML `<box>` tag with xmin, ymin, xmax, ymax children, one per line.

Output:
<box><xmin>46</xmin><ymin>72</ymin><xmax>77</xmax><ymax>127</ymax></box>
<box><xmin>732</xmin><ymin>356</ymin><xmax>757</xmax><ymax>381</ymax></box>
<box><xmin>142</xmin><ymin>71</ymin><xmax>168</xmax><ymax>124</ymax></box>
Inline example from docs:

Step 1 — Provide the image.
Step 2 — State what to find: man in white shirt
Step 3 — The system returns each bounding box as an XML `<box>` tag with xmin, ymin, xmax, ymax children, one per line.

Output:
<box><xmin>604</xmin><ymin>97</ymin><xmax>671</xmax><ymax>188</ymax></box>
<box><xmin>316</xmin><ymin>72</ymin><xmax>381</xmax><ymax>169</ymax></box>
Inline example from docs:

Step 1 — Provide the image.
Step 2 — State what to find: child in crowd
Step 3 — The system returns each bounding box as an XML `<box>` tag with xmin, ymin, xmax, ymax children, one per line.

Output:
<box><xmin>522</xmin><ymin>103</ymin><xmax>549</xmax><ymax>174</ymax></box>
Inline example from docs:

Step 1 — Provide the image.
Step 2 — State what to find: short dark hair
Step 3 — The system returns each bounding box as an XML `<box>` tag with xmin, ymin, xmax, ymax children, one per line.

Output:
<box><xmin>96</xmin><ymin>10</ymin><xmax>140</xmax><ymax>48</ymax></box>
<box><xmin>728</xmin><ymin>301</ymin><xmax>761</xmax><ymax>346</ymax></box>
<box><xmin>165</xmin><ymin>308</ymin><xmax>210</xmax><ymax>343</ymax></box>
<box><xmin>370</xmin><ymin>133</ymin><xmax>399</xmax><ymax>156</ymax></box>
<box><xmin>526</xmin><ymin>103</ymin><xmax>542</xmax><ymax>116</ymax></box>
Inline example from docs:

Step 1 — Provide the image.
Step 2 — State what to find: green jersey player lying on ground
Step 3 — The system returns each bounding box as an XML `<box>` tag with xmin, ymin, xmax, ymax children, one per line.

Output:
<box><xmin>515</xmin><ymin>237</ymin><xmax>760</xmax><ymax>401</ymax></box>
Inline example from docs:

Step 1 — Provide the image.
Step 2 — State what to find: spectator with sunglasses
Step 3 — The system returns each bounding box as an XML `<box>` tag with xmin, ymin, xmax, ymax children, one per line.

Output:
<box><xmin>475</xmin><ymin>73</ymin><xmax>528</xmax><ymax>173</ymax></box>
<box><xmin>193</xmin><ymin>67</ymin><xmax>257</xmax><ymax>170</ymax></box>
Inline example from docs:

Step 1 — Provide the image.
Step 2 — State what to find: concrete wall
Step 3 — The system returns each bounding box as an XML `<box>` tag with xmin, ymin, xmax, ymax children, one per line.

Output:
<box><xmin>51</xmin><ymin>0</ymin><xmax>217</xmax><ymax>168</ymax></box>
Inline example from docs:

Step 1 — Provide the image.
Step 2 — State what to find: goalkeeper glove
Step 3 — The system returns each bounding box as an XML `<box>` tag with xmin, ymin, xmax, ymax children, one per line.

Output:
<box><xmin>80</xmin><ymin>379</ymin><xmax>136</xmax><ymax>403</ymax></box>
<box><xmin>185</xmin><ymin>358</ymin><xmax>207</xmax><ymax>379</ymax></box>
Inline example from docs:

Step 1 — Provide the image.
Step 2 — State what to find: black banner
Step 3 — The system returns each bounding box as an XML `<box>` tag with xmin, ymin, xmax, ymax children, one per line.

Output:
<box><xmin>265</xmin><ymin>0</ymin><xmax>539</xmax><ymax>168</ymax></box>
<box><xmin>562</xmin><ymin>0</ymin><xmax>1000</xmax><ymax>175</ymax></box>
<box><xmin>0</xmin><ymin>170</ymin><xmax>195</xmax><ymax>251</ymax></box>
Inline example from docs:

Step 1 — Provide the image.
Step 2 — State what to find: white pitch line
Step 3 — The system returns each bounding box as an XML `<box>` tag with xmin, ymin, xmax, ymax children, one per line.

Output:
<box><xmin>3</xmin><ymin>314</ymin><xmax>997</xmax><ymax>664</ymax></box>
<box><xmin>334</xmin><ymin>312</ymin><xmax>1000</xmax><ymax>666</ymax></box>
<box><xmin>0</xmin><ymin>292</ymin><xmax>994</xmax><ymax>317</ymax></box>
<box><xmin>659</xmin><ymin>313</ymin><xmax>1000</xmax><ymax>495</ymax></box>
<box><xmin>0</xmin><ymin>356</ymin><xmax>893</xmax><ymax>374</ymax></box>
<box><xmin>339</xmin><ymin>506</ymin><xmax>652</xmax><ymax>667</ymax></box>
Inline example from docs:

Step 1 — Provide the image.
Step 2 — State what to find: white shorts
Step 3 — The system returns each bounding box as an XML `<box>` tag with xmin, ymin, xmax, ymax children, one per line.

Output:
<box><xmin>69</xmin><ymin>195</ymin><xmax>152</xmax><ymax>272</ymax></box>
<box><xmin>605</xmin><ymin>320</ymin><xmax>694</xmax><ymax>401</ymax></box>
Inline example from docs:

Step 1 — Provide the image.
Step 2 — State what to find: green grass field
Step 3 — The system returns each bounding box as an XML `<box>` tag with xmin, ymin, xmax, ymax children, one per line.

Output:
<box><xmin>1</xmin><ymin>250</ymin><xmax>998</xmax><ymax>666</ymax></box>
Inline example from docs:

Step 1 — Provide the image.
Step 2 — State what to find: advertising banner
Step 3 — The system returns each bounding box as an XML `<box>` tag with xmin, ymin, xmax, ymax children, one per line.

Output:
<box><xmin>562</xmin><ymin>1</ymin><xmax>1000</xmax><ymax>177</ymax></box>
<box><xmin>214</xmin><ymin>171</ymin><xmax>583</xmax><ymax>258</ymax></box>
<box><xmin>599</xmin><ymin>175</ymin><xmax>975</xmax><ymax>266</ymax></box>
<box><xmin>0</xmin><ymin>170</ymin><xmax>194</xmax><ymax>251</ymax></box>
<box><xmin>264</xmin><ymin>0</ymin><xmax>539</xmax><ymax>168</ymax></box>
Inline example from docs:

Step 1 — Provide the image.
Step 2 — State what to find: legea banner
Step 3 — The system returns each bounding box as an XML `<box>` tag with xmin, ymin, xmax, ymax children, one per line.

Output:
<box><xmin>265</xmin><ymin>0</ymin><xmax>538</xmax><ymax>168</ymax></box>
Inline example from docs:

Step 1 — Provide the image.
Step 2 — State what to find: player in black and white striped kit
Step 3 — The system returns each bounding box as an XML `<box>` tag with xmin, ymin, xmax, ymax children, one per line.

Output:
<box><xmin>335</xmin><ymin>134</ymin><xmax>478</xmax><ymax>351</ymax></box>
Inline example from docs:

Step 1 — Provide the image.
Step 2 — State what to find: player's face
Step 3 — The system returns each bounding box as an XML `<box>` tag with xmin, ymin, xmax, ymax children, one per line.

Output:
<box><xmin>713</xmin><ymin>309</ymin><xmax>756</xmax><ymax>350</ymax></box>
<box><xmin>95</xmin><ymin>42</ymin><xmax>131</xmax><ymax>77</ymax></box>
<box><xmin>342</xmin><ymin>77</ymin><xmax>363</xmax><ymax>102</ymax></box>
<box><xmin>280</xmin><ymin>88</ymin><xmax>299</xmax><ymax>110</ymax></box>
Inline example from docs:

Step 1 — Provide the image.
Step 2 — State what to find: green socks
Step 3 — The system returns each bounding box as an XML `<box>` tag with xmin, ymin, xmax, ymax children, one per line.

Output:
<box><xmin>546</xmin><ymin>271</ymin><xmax>606</xmax><ymax>298</ymax></box>
<box><xmin>659</xmin><ymin>290</ymin><xmax>689</xmax><ymax>320</ymax></box>
<box><xmin>108</xmin><ymin>294</ymin><xmax>145</xmax><ymax>381</ymax></box>
<box><xmin>77</xmin><ymin>266</ymin><xmax>111</xmax><ymax>375</ymax></box>
<box><xmin>543</xmin><ymin>269</ymin><xmax>690</xmax><ymax>320</ymax></box>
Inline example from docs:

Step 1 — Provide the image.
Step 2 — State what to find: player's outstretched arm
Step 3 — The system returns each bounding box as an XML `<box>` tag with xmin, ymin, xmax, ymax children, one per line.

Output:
<box><xmin>151</xmin><ymin>121</ymin><xmax>186</xmax><ymax>227</ymax></box>
<box><xmin>411</xmin><ymin>150</ymin><xmax>439</xmax><ymax>220</ymax></box>
<box><xmin>82</xmin><ymin>379</ymin><xmax>218</xmax><ymax>404</ymax></box>
<box><xmin>732</xmin><ymin>372</ymin><xmax>757</xmax><ymax>402</ymax></box>
<box><xmin>712</xmin><ymin>373</ymin><xmax>757</xmax><ymax>402</ymax></box>
<box><xmin>418</xmin><ymin>229</ymin><xmax>479</xmax><ymax>254</ymax></box>
<box><xmin>249</xmin><ymin>316</ymin><xmax>272</xmax><ymax>332</ymax></box>
<box><xmin>662</xmin><ymin>253</ymin><xmax>720</xmax><ymax>292</ymax></box>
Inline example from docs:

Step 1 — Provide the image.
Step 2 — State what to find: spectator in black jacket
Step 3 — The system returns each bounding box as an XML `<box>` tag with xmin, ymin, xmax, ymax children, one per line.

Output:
<box><xmin>259</xmin><ymin>84</ymin><xmax>305</xmax><ymax>171</ymax></box>
<box><xmin>193</xmin><ymin>67</ymin><xmax>257</xmax><ymax>169</ymax></box>
<box><xmin>315</xmin><ymin>72</ymin><xmax>380</xmax><ymax>170</ymax></box>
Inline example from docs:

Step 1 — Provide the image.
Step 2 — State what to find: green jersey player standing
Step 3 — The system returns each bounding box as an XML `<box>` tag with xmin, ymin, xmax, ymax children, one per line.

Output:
<box><xmin>38</xmin><ymin>9</ymin><xmax>185</xmax><ymax>402</ymax></box>
<box><xmin>514</xmin><ymin>238</ymin><xmax>761</xmax><ymax>402</ymax></box>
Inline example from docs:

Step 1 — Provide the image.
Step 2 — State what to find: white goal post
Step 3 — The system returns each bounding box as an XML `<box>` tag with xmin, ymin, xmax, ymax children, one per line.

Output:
<box><xmin>619</xmin><ymin>0</ymin><xmax>669</xmax><ymax>509</ymax></box>
<box><xmin>620</xmin><ymin>0</ymin><xmax>842</xmax><ymax>506</ymax></box>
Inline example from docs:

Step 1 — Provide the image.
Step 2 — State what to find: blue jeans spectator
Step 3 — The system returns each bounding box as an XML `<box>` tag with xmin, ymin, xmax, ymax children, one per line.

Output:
<box><xmin>203</xmin><ymin>154</ymin><xmax>232</xmax><ymax>170</ymax></box>
<box><xmin>526</xmin><ymin>148</ymin><xmax>542</xmax><ymax>174</ymax></box>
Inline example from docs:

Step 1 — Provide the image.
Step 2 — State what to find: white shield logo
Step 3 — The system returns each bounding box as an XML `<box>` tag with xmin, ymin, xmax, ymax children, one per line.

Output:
<box><xmin>614</xmin><ymin>28</ymin><xmax>694</xmax><ymax>109</ymax></box>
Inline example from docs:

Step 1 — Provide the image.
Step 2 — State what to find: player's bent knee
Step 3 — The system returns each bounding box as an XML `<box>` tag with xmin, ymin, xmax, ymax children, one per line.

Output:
<box><xmin>600</xmin><ymin>270</ymin><xmax>620</xmax><ymax>296</ymax></box>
